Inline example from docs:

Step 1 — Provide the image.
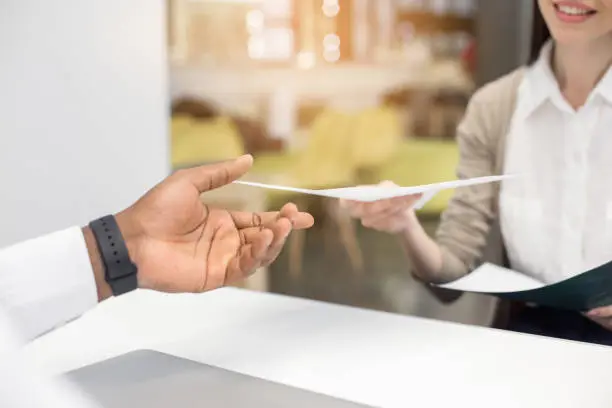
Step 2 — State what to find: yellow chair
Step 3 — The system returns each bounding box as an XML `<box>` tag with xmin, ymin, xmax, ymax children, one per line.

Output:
<box><xmin>170</xmin><ymin>114</ymin><xmax>196</xmax><ymax>140</ymax></box>
<box><xmin>255</xmin><ymin>106</ymin><xmax>401</xmax><ymax>191</ymax></box>
<box><xmin>171</xmin><ymin>116</ymin><xmax>245</xmax><ymax>169</ymax></box>
<box><xmin>351</xmin><ymin>106</ymin><xmax>403</xmax><ymax>170</ymax></box>
<box><xmin>250</xmin><ymin>109</ymin><xmax>364</xmax><ymax>277</ymax></box>
<box><xmin>374</xmin><ymin>139</ymin><xmax>459</xmax><ymax>214</ymax></box>
<box><xmin>252</xmin><ymin>109</ymin><xmax>355</xmax><ymax>188</ymax></box>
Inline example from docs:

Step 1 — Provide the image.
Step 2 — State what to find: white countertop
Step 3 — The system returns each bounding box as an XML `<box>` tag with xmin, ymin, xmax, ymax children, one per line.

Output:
<box><xmin>23</xmin><ymin>288</ymin><xmax>612</xmax><ymax>408</ymax></box>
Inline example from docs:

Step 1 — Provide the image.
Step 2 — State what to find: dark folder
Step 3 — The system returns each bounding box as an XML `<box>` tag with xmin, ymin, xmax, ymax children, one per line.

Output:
<box><xmin>437</xmin><ymin>261</ymin><xmax>612</xmax><ymax>311</ymax></box>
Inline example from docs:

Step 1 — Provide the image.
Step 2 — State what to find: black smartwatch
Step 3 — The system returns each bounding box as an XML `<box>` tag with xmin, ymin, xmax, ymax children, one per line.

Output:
<box><xmin>89</xmin><ymin>215</ymin><xmax>138</xmax><ymax>296</ymax></box>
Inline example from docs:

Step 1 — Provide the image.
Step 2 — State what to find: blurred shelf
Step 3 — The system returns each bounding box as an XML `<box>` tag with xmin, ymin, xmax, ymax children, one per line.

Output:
<box><xmin>397</xmin><ymin>11</ymin><xmax>474</xmax><ymax>33</ymax></box>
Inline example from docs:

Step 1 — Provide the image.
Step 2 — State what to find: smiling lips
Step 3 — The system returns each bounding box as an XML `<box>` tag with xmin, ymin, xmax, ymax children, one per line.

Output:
<box><xmin>554</xmin><ymin>1</ymin><xmax>597</xmax><ymax>23</ymax></box>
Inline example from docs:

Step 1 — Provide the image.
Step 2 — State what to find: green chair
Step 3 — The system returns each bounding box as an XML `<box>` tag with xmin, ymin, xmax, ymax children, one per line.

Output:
<box><xmin>374</xmin><ymin>139</ymin><xmax>459</xmax><ymax>214</ymax></box>
<box><xmin>351</xmin><ymin>106</ymin><xmax>403</xmax><ymax>170</ymax></box>
<box><xmin>250</xmin><ymin>109</ymin><xmax>364</xmax><ymax>277</ymax></box>
<box><xmin>171</xmin><ymin>116</ymin><xmax>245</xmax><ymax>169</ymax></box>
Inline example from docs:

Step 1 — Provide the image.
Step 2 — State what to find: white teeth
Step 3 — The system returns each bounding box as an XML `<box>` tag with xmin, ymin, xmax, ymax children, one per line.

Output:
<box><xmin>558</xmin><ymin>4</ymin><xmax>592</xmax><ymax>15</ymax></box>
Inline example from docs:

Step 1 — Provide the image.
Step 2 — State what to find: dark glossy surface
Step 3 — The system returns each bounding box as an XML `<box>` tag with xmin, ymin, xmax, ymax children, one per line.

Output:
<box><xmin>269</xmin><ymin>217</ymin><xmax>497</xmax><ymax>327</ymax></box>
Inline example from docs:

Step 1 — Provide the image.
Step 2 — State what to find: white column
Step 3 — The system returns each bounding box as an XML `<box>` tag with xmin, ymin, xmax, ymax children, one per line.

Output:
<box><xmin>375</xmin><ymin>0</ymin><xmax>395</xmax><ymax>58</ymax></box>
<box><xmin>352</xmin><ymin>0</ymin><xmax>369</xmax><ymax>62</ymax></box>
<box><xmin>0</xmin><ymin>0</ymin><xmax>169</xmax><ymax>247</ymax></box>
<box><xmin>267</xmin><ymin>88</ymin><xmax>297</xmax><ymax>147</ymax></box>
<box><xmin>169</xmin><ymin>0</ymin><xmax>190</xmax><ymax>63</ymax></box>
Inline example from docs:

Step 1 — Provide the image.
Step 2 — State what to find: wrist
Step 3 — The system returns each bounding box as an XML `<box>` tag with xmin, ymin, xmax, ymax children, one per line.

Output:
<box><xmin>82</xmin><ymin>226</ymin><xmax>113</xmax><ymax>301</ymax></box>
<box><xmin>396</xmin><ymin>209</ymin><xmax>420</xmax><ymax>234</ymax></box>
<box><xmin>86</xmin><ymin>212</ymin><xmax>143</xmax><ymax>298</ymax></box>
<box><xmin>114</xmin><ymin>209</ymin><xmax>143</xmax><ymax>268</ymax></box>
<box><xmin>114</xmin><ymin>209</ymin><xmax>147</xmax><ymax>289</ymax></box>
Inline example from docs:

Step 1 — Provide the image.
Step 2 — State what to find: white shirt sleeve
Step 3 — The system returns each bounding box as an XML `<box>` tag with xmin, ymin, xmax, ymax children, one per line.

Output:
<box><xmin>0</xmin><ymin>227</ymin><xmax>98</xmax><ymax>341</ymax></box>
<box><xmin>0</xmin><ymin>307</ymin><xmax>100</xmax><ymax>408</ymax></box>
<box><xmin>0</xmin><ymin>227</ymin><xmax>101</xmax><ymax>407</ymax></box>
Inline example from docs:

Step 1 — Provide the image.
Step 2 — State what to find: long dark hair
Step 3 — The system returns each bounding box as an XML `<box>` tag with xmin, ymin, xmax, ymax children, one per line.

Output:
<box><xmin>529</xmin><ymin>1</ymin><xmax>551</xmax><ymax>64</ymax></box>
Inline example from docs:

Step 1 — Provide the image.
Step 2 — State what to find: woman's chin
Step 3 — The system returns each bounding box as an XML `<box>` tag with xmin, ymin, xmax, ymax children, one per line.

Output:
<box><xmin>549</xmin><ymin>29</ymin><xmax>600</xmax><ymax>47</ymax></box>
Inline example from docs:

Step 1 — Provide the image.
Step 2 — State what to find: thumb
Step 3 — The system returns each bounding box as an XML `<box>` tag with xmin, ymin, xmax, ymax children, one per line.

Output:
<box><xmin>179</xmin><ymin>155</ymin><xmax>253</xmax><ymax>193</ymax></box>
<box><xmin>379</xmin><ymin>180</ymin><xmax>398</xmax><ymax>187</ymax></box>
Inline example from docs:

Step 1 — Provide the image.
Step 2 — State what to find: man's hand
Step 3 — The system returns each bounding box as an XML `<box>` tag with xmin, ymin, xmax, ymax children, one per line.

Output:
<box><xmin>86</xmin><ymin>155</ymin><xmax>314</xmax><ymax>299</ymax></box>
<box><xmin>586</xmin><ymin>306</ymin><xmax>612</xmax><ymax>331</ymax></box>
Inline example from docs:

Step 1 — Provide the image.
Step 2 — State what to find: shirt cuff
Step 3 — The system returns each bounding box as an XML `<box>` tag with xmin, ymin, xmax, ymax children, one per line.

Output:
<box><xmin>0</xmin><ymin>227</ymin><xmax>98</xmax><ymax>341</ymax></box>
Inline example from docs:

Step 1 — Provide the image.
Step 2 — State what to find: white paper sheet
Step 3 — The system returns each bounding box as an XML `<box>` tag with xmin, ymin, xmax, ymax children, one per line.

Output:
<box><xmin>413</xmin><ymin>189</ymin><xmax>439</xmax><ymax>210</ymax></box>
<box><xmin>437</xmin><ymin>263</ymin><xmax>544</xmax><ymax>293</ymax></box>
<box><xmin>233</xmin><ymin>174</ymin><xmax>516</xmax><ymax>202</ymax></box>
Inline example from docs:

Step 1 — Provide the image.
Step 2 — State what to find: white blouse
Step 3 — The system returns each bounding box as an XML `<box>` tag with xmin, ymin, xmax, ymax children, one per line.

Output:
<box><xmin>500</xmin><ymin>41</ymin><xmax>612</xmax><ymax>284</ymax></box>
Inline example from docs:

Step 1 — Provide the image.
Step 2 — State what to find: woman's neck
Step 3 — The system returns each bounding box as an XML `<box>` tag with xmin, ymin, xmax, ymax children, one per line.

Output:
<box><xmin>553</xmin><ymin>37</ymin><xmax>612</xmax><ymax>109</ymax></box>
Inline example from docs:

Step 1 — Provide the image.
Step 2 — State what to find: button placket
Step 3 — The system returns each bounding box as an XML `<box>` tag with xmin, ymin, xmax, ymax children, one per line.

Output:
<box><xmin>575</xmin><ymin>112</ymin><xmax>592</xmax><ymax>268</ymax></box>
<box><xmin>562</xmin><ymin>114</ymin><xmax>588</xmax><ymax>272</ymax></box>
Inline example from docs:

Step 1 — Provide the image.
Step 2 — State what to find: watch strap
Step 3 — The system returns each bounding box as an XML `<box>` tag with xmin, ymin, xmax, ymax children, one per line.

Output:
<box><xmin>89</xmin><ymin>215</ymin><xmax>138</xmax><ymax>296</ymax></box>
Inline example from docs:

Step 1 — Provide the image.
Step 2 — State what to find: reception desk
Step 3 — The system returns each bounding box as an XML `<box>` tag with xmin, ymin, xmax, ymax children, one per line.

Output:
<box><xmin>24</xmin><ymin>288</ymin><xmax>612</xmax><ymax>407</ymax></box>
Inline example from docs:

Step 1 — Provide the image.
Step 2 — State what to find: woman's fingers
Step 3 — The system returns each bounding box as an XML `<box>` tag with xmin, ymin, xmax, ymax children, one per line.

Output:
<box><xmin>365</xmin><ymin>195</ymin><xmax>421</xmax><ymax>218</ymax></box>
<box><xmin>361</xmin><ymin>209</ymin><xmax>406</xmax><ymax>231</ymax></box>
<box><xmin>587</xmin><ymin>305</ymin><xmax>612</xmax><ymax>318</ymax></box>
<box><xmin>346</xmin><ymin>194</ymin><xmax>421</xmax><ymax>219</ymax></box>
<box><xmin>362</xmin><ymin>206</ymin><xmax>410</xmax><ymax>227</ymax></box>
<box><xmin>340</xmin><ymin>181</ymin><xmax>422</xmax><ymax>234</ymax></box>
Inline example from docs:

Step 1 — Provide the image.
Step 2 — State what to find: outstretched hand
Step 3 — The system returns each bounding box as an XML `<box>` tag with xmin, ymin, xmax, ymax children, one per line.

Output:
<box><xmin>340</xmin><ymin>181</ymin><xmax>422</xmax><ymax>234</ymax></box>
<box><xmin>112</xmin><ymin>155</ymin><xmax>314</xmax><ymax>294</ymax></box>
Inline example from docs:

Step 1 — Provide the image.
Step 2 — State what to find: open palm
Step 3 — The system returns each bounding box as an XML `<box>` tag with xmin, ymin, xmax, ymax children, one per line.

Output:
<box><xmin>116</xmin><ymin>156</ymin><xmax>313</xmax><ymax>293</ymax></box>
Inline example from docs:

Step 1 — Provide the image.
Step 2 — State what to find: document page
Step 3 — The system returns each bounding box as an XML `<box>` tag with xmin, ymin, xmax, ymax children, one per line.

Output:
<box><xmin>234</xmin><ymin>174</ymin><xmax>515</xmax><ymax>202</ymax></box>
<box><xmin>438</xmin><ymin>263</ymin><xmax>544</xmax><ymax>293</ymax></box>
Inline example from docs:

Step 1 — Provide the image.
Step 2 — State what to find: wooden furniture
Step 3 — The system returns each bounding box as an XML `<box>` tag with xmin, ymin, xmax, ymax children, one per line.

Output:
<box><xmin>171</xmin><ymin>99</ymin><xmax>284</xmax><ymax>156</ymax></box>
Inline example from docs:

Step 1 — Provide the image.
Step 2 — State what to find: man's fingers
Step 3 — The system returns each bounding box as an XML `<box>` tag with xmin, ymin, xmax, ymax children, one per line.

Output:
<box><xmin>241</xmin><ymin>220</ymin><xmax>291</xmax><ymax>259</ymax></box>
<box><xmin>227</xmin><ymin>219</ymin><xmax>293</xmax><ymax>282</ymax></box>
<box><xmin>260</xmin><ymin>217</ymin><xmax>293</xmax><ymax>266</ymax></box>
<box><xmin>179</xmin><ymin>154</ymin><xmax>253</xmax><ymax>193</ymax></box>
<box><xmin>203</xmin><ymin>225</ymin><xmax>269</xmax><ymax>290</ymax></box>
<box><xmin>229</xmin><ymin>211</ymin><xmax>280</xmax><ymax>229</ymax></box>
<box><xmin>278</xmin><ymin>203</ymin><xmax>315</xmax><ymax>229</ymax></box>
<box><xmin>226</xmin><ymin>228</ymin><xmax>274</xmax><ymax>282</ymax></box>
<box><xmin>279</xmin><ymin>202</ymin><xmax>298</xmax><ymax>218</ymax></box>
<box><xmin>225</xmin><ymin>244</ymin><xmax>260</xmax><ymax>285</ymax></box>
<box><xmin>230</xmin><ymin>206</ymin><xmax>314</xmax><ymax>230</ymax></box>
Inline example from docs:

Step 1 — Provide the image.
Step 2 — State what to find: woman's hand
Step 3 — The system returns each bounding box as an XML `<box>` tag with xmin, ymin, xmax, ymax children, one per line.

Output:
<box><xmin>585</xmin><ymin>306</ymin><xmax>612</xmax><ymax>331</ymax></box>
<box><xmin>340</xmin><ymin>181</ymin><xmax>422</xmax><ymax>234</ymax></box>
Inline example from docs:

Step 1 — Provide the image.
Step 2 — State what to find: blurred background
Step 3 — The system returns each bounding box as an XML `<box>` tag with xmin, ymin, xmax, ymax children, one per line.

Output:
<box><xmin>167</xmin><ymin>0</ymin><xmax>533</xmax><ymax>327</ymax></box>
